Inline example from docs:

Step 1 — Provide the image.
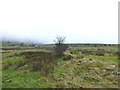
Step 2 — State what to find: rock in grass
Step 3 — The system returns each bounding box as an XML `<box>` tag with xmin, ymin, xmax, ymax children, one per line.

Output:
<box><xmin>106</xmin><ymin>65</ymin><xmax>115</xmax><ymax>71</ymax></box>
<box><xmin>113</xmin><ymin>72</ymin><xmax>120</xmax><ymax>75</ymax></box>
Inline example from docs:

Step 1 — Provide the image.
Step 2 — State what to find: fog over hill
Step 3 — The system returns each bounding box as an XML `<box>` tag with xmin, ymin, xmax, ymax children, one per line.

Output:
<box><xmin>0</xmin><ymin>0</ymin><xmax>118</xmax><ymax>44</ymax></box>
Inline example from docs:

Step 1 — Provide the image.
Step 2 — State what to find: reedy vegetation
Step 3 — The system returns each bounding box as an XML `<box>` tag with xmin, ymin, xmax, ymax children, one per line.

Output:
<box><xmin>2</xmin><ymin>44</ymin><xmax>119</xmax><ymax>88</ymax></box>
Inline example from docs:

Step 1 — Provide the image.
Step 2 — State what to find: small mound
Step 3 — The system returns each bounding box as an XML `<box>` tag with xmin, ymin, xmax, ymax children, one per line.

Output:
<box><xmin>14</xmin><ymin>51</ymin><xmax>58</xmax><ymax>76</ymax></box>
<box><xmin>53</xmin><ymin>57</ymin><xmax>118</xmax><ymax>88</ymax></box>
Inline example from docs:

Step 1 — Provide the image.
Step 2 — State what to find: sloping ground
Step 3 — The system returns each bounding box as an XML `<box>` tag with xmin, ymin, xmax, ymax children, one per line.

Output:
<box><xmin>2</xmin><ymin>50</ymin><xmax>119</xmax><ymax>88</ymax></box>
<box><xmin>53</xmin><ymin>57</ymin><xmax>118</xmax><ymax>88</ymax></box>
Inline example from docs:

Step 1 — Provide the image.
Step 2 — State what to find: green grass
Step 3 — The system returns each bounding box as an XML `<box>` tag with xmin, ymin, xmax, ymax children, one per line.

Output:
<box><xmin>2</xmin><ymin>45</ymin><xmax>119</xmax><ymax>88</ymax></box>
<box><xmin>3</xmin><ymin>70</ymin><xmax>54</xmax><ymax>88</ymax></box>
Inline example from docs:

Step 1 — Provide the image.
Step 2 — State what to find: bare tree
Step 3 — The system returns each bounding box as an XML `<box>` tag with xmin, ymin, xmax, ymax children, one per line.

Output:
<box><xmin>54</xmin><ymin>36</ymin><xmax>68</xmax><ymax>57</ymax></box>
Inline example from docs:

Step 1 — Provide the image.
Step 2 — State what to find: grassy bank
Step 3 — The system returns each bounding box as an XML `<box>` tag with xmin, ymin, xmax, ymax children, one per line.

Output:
<box><xmin>2</xmin><ymin>45</ymin><xmax>119</xmax><ymax>88</ymax></box>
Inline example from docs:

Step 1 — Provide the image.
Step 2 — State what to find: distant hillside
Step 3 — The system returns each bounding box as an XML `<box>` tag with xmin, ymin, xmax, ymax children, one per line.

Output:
<box><xmin>2</xmin><ymin>40</ymin><xmax>118</xmax><ymax>48</ymax></box>
<box><xmin>2</xmin><ymin>40</ymin><xmax>42</xmax><ymax>46</ymax></box>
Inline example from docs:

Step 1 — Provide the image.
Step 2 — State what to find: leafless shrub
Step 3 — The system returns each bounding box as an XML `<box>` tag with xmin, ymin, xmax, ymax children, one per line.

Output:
<box><xmin>54</xmin><ymin>36</ymin><xmax>68</xmax><ymax>57</ymax></box>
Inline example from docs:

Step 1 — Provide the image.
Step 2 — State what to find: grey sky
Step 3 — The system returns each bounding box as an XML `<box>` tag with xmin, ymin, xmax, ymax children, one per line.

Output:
<box><xmin>0</xmin><ymin>0</ymin><xmax>118</xmax><ymax>44</ymax></box>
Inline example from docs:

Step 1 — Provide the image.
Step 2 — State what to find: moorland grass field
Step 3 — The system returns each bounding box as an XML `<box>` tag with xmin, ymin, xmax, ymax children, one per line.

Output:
<box><xmin>2</xmin><ymin>44</ymin><xmax>119</xmax><ymax>88</ymax></box>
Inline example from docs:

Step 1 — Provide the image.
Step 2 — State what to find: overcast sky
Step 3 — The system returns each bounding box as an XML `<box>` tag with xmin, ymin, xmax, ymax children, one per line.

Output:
<box><xmin>0</xmin><ymin>0</ymin><xmax>119</xmax><ymax>44</ymax></box>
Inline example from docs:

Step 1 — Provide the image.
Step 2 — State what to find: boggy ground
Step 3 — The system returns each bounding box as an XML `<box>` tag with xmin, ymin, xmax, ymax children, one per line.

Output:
<box><xmin>2</xmin><ymin>46</ymin><xmax>119</xmax><ymax>88</ymax></box>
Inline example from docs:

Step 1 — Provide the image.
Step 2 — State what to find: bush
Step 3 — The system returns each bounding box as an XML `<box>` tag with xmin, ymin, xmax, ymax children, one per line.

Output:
<box><xmin>54</xmin><ymin>36</ymin><xmax>68</xmax><ymax>57</ymax></box>
<box><xmin>95</xmin><ymin>49</ymin><xmax>105</xmax><ymax>56</ymax></box>
<box><xmin>16</xmin><ymin>51</ymin><xmax>57</xmax><ymax>76</ymax></box>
